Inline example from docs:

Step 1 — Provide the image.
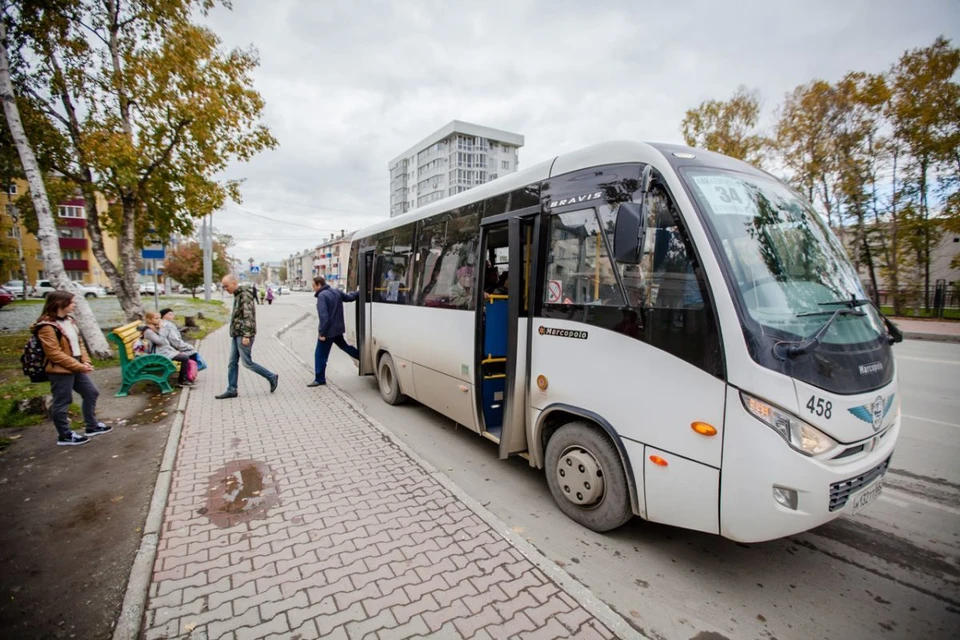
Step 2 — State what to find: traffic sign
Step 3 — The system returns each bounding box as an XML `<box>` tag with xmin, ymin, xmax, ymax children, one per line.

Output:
<box><xmin>250</xmin><ymin>265</ymin><xmax>261</xmax><ymax>274</ymax></box>
<box><xmin>142</xmin><ymin>243</ymin><xmax>165</xmax><ymax>260</ymax></box>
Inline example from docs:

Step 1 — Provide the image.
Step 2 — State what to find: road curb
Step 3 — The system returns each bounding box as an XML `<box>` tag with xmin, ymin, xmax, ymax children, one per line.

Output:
<box><xmin>902</xmin><ymin>331</ymin><xmax>960</xmax><ymax>344</ymax></box>
<box><xmin>273</xmin><ymin>315</ymin><xmax>646</xmax><ymax>640</ymax></box>
<box><xmin>111</xmin><ymin>342</ymin><xmax>197</xmax><ymax>640</ymax></box>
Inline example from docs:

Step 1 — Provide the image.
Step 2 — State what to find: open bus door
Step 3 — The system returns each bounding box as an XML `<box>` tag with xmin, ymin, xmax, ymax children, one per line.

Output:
<box><xmin>476</xmin><ymin>207</ymin><xmax>540</xmax><ymax>459</ymax></box>
<box><xmin>357</xmin><ymin>247</ymin><xmax>376</xmax><ymax>376</ymax></box>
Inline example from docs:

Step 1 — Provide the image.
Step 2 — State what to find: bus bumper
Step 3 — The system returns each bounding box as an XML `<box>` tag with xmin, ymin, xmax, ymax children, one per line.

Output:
<box><xmin>719</xmin><ymin>386</ymin><xmax>899</xmax><ymax>543</ymax></box>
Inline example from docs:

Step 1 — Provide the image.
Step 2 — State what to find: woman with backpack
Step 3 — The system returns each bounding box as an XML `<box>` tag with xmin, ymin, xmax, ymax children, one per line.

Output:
<box><xmin>33</xmin><ymin>291</ymin><xmax>111</xmax><ymax>446</ymax></box>
<box><xmin>142</xmin><ymin>311</ymin><xmax>195</xmax><ymax>387</ymax></box>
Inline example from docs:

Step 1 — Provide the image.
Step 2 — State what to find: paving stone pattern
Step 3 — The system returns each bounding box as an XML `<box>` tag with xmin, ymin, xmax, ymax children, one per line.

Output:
<box><xmin>144</xmin><ymin>302</ymin><xmax>619</xmax><ymax>639</ymax></box>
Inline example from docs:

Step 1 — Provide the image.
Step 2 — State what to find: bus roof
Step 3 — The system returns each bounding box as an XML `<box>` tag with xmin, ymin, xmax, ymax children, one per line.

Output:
<box><xmin>353</xmin><ymin>140</ymin><xmax>763</xmax><ymax>240</ymax></box>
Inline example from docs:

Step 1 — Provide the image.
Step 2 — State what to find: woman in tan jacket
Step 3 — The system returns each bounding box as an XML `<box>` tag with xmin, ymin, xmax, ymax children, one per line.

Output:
<box><xmin>34</xmin><ymin>291</ymin><xmax>112</xmax><ymax>446</ymax></box>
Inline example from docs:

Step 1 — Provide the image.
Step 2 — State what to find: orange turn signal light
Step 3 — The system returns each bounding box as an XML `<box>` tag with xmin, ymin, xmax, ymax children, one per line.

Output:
<box><xmin>649</xmin><ymin>455</ymin><xmax>668</xmax><ymax>467</ymax></box>
<box><xmin>691</xmin><ymin>422</ymin><xmax>717</xmax><ymax>436</ymax></box>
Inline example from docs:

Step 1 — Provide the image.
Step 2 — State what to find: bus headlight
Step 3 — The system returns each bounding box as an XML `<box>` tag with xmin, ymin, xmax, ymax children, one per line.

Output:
<box><xmin>741</xmin><ymin>392</ymin><xmax>839</xmax><ymax>457</ymax></box>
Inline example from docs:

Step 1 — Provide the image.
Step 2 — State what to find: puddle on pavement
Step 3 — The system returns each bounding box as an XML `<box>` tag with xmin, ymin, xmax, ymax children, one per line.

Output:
<box><xmin>201</xmin><ymin>459</ymin><xmax>278</xmax><ymax>528</ymax></box>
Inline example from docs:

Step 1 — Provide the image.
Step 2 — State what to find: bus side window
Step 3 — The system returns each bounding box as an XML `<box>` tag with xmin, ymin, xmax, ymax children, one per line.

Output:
<box><xmin>543</xmin><ymin>208</ymin><xmax>623</xmax><ymax>306</ymax></box>
<box><xmin>416</xmin><ymin>210</ymin><xmax>480</xmax><ymax>310</ymax></box>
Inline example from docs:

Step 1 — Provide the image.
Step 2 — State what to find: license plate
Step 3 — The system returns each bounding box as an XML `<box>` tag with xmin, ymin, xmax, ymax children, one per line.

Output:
<box><xmin>850</xmin><ymin>477</ymin><xmax>883</xmax><ymax>515</ymax></box>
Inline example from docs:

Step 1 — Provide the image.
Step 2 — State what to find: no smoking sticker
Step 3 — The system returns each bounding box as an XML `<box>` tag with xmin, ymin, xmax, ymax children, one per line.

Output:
<box><xmin>547</xmin><ymin>280</ymin><xmax>563</xmax><ymax>304</ymax></box>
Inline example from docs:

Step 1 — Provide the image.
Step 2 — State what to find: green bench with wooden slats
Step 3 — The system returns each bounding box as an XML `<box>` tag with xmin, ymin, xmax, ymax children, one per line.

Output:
<box><xmin>107</xmin><ymin>320</ymin><xmax>177</xmax><ymax>397</ymax></box>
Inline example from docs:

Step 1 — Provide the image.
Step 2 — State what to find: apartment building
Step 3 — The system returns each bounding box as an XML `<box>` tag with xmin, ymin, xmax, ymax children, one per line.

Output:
<box><xmin>2</xmin><ymin>179</ymin><xmax>120</xmax><ymax>287</ymax></box>
<box><xmin>388</xmin><ymin>121</ymin><xmax>524</xmax><ymax>218</ymax></box>
<box><xmin>314</xmin><ymin>231</ymin><xmax>352</xmax><ymax>289</ymax></box>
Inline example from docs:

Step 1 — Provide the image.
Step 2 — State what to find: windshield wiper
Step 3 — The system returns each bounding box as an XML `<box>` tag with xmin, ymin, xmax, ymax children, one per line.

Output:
<box><xmin>818</xmin><ymin>294</ymin><xmax>903</xmax><ymax>344</ymax></box>
<box><xmin>775</xmin><ymin>308</ymin><xmax>865</xmax><ymax>359</ymax></box>
<box><xmin>817</xmin><ymin>294</ymin><xmax>871</xmax><ymax>309</ymax></box>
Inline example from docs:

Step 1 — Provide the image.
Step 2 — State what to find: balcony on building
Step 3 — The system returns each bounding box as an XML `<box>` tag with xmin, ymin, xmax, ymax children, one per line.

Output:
<box><xmin>62</xmin><ymin>259</ymin><xmax>89</xmax><ymax>271</ymax></box>
<box><xmin>59</xmin><ymin>237</ymin><xmax>89</xmax><ymax>250</ymax></box>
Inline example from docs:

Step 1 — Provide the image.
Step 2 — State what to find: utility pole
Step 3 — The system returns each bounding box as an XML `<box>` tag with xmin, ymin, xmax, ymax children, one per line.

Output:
<box><xmin>202</xmin><ymin>214</ymin><xmax>213</xmax><ymax>302</ymax></box>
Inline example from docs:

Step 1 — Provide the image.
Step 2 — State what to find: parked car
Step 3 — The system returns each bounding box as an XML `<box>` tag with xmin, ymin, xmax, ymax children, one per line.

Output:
<box><xmin>3</xmin><ymin>280</ymin><xmax>33</xmax><ymax>298</ymax></box>
<box><xmin>33</xmin><ymin>280</ymin><xmax>58</xmax><ymax>298</ymax></box>
<box><xmin>139</xmin><ymin>282</ymin><xmax>165</xmax><ymax>295</ymax></box>
<box><xmin>0</xmin><ymin>286</ymin><xmax>14</xmax><ymax>309</ymax></box>
<box><xmin>73</xmin><ymin>281</ymin><xmax>108</xmax><ymax>299</ymax></box>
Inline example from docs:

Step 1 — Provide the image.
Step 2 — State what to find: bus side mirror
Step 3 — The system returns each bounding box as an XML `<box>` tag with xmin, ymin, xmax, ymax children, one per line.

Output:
<box><xmin>614</xmin><ymin>202</ymin><xmax>644</xmax><ymax>264</ymax></box>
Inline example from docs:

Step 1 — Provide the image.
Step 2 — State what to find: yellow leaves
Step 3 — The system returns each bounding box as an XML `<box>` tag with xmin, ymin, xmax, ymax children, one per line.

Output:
<box><xmin>680</xmin><ymin>85</ymin><xmax>767</xmax><ymax>166</ymax></box>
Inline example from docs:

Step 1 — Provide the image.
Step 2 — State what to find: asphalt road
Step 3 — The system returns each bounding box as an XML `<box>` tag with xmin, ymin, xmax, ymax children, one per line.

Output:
<box><xmin>280</xmin><ymin>295</ymin><xmax>959</xmax><ymax>640</ymax></box>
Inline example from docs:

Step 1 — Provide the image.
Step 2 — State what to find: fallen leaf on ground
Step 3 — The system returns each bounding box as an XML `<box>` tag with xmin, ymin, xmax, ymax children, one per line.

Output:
<box><xmin>511</xmin><ymin>526</ymin><xmax>524</xmax><ymax>533</ymax></box>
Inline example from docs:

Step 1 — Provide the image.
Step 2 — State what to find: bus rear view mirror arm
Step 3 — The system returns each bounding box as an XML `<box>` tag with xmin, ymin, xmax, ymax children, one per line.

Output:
<box><xmin>614</xmin><ymin>201</ymin><xmax>645</xmax><ymax>264</ymax></box>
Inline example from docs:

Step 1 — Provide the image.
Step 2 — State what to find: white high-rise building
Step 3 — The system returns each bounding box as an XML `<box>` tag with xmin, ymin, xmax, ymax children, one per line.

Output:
<box><xmin>388</xmin><ymin>120</ymin><xmax>524</xmax><ymax>218</ymax></box>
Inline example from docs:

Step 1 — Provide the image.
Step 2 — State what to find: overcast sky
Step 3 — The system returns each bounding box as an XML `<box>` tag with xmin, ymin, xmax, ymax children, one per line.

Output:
<box><xmin>201</xmin><ymin>0</ymin><xmax>959</xmax><ymax>264</ymax></box>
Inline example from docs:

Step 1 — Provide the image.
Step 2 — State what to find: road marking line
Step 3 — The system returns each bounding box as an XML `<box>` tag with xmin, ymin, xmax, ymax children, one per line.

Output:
<box><xmin>903</xmin><ymin>414</ymin><xmax>960</xmax><ymax>429</ymax></box>
<box><xmin>896</xmin><ymin>355</ymin><xmax>960</xmax><ymax>365</ymax></box>
<box><xmin>882</xmin><ymin>488</ymin><xmax>960</xmax><ymax>517</ymax></box>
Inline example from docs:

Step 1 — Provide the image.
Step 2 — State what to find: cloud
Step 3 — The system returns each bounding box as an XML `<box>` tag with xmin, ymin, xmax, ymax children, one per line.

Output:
<box><xmin>201</xmin><ymin>0</ymin><xmax>960</xmax><ymax>262</ymax></box>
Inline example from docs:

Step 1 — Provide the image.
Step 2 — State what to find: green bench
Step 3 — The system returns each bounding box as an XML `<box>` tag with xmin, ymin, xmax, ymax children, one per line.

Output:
<box><xmin>108</xmin><ymin>320</ymin><xmax>177</xmax><ymax>397</ymax></box>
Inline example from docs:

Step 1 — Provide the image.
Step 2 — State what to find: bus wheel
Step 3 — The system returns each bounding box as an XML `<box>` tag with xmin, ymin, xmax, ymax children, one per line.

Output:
<box><xmin>377</xmin><ymin>353</ymin><xmax>407</xmax><ymax>405</ymax></box>
<box><xmin>544</xmin><ymin>421</ymin><xmax>632</xmax><ymax>532</ymax></box>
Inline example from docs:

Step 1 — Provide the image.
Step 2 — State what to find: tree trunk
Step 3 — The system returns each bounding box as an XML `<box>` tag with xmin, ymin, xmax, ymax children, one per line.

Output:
<box><xmin>0</xmin><ymin>21</ymin><xmax>111</xmax><ymax>358</ymax></box>
<box><xmin>920</xmin><ymin>159</ymin><xmax>930</xmax><ymax>311</ymax></box>
<box><xmin>889</xmin><ymin>149</ymin><xmax>903</xmax><ymax>316</ymax></box>
<box><xmin>44</xmin><ymin>47</ymin><xmax>145</xmax><ymax>322</ymax></box>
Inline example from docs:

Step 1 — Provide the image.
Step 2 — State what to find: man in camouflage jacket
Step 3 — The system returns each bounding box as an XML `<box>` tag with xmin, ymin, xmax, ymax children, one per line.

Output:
<box><xmin>215</xmin><ymin>275</ymin><xmax>279</xmax><ymax>399</ymax></box>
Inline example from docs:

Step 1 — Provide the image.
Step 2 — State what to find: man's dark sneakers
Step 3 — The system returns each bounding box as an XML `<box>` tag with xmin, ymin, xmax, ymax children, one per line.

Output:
<box><xmin>307</xmin><ymin>381</ymin><xmax>325</xmax><ymax>387</ymax></box>
<box><xmin>270</xmin><ymin>374</ymin><xmax>279</xmax><ymax>393</ymax></box>
<box><xmin>85</xmin><ymin>422</ymin><xmax>113</xmax><ymax>437</ymax></box>
<box><xmin>57</xmin><ymin>431</ymin><xmax>90</xmax><ymax>446</ymax></box>
<box><xmin>215</xmin><ymin>391</ymin><xmax>238</xmax><ymax>400</ymax></box>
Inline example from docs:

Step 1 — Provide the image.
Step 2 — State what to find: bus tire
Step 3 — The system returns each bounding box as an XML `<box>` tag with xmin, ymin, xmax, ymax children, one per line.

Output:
<box><xmin>377</xmin><ymin>353</ymin><xmax>407</xmax><ymax>405</ymax></box>
<box><xmin>544</xmin><ymin>421</ymin><xmax>632</xmax><ymax>532</ymax></box>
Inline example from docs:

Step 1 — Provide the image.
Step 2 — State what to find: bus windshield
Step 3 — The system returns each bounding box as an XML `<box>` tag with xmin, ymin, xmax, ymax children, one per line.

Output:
<box><xmin>681</xmin><ymin>168</ymin><xmax>885</xmax><ymax>346</ymax></box>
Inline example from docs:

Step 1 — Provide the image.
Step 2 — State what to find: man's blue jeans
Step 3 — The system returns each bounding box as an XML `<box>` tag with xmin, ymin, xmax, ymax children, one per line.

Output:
<box><xmin>314</xmin><ymin>335</ymin><xmax>359</xmax><ymax>383</ymax></box>
<box><xmin>227</xmin><ymin>336</ymin><xmax>275</xmax><ymax>393</ymax></box>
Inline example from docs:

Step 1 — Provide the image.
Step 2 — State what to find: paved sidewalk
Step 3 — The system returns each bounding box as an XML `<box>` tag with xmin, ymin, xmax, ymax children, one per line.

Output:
<box><xmin>142</xmin><ymin>300</ymin><xmax>626</xmax><ymax>639</ymax></box>
<box><xmin>892</xmin><ymin>317</ymin><xmax>960</xmax><ymax>343</ymax></box>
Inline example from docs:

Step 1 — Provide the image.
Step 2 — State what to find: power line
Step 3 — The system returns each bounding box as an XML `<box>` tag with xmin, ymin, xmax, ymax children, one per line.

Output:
<box><xmin>220</xmin><ymin>206</ymin><xmax>345</xmax><ymax>231</ymax></box>
<box><xmin>241</xmin><ymin>196</ymin><xmax>381</xmax><ymax>216</ymax></box>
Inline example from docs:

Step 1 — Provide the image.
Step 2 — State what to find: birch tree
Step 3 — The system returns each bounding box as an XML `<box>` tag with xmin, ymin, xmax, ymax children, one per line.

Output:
<box><xmin>6</xmin><ymin>0</ymin><xmax>276</xmax><ymax>320</ymax></box>
<box><xmin>0</xmin><ymin>17</ymin><xmax>111</xmax><ymax>356</ymax></box>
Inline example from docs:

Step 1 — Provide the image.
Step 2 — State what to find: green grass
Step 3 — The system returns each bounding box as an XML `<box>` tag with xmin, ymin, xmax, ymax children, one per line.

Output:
<box><xmin>190</xmin><ymin>316</ymin><xmax>225</xmax><ymax>340</ymax></box>
<box><xmin>881</xmin><ymin>306</ymin><xmax>960</xmax><ymax>321</ymax></box>
<box><xmin>8</xmin><ymin>298</ymin><xmax>43</xmax><ymax>306</ymax></box>
<box><xmin>0</xmin><ymin>373</ymin><xmax>52</xmax><ymax>429</ymax></box>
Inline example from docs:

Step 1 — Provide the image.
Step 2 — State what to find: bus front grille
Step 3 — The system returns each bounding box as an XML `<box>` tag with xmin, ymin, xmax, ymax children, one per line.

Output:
<box><xmin>828</xmin><ymin>456</ymin><xmax>891</xmax><ymax>512</ymax></box>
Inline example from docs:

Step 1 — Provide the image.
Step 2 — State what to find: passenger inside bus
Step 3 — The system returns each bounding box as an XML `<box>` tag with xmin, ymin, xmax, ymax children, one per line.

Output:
<box><xmin>446</xmin><ymin>265</ymin><xmax>475</xmax><ymax>309</ymax></box>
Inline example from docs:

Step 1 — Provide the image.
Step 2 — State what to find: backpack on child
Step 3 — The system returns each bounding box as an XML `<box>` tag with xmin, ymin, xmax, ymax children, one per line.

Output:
<box><xmin>21</xmin><ymin>323</ymin><xmax>62</xmax><ymax>383</ymax></box>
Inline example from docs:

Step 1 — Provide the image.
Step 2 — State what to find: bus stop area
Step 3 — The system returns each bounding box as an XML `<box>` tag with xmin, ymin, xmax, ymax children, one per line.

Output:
<box><xmin>129</xmin><ymin>298</ymin><xmax>637</xmax><ymax>640</ymax></box>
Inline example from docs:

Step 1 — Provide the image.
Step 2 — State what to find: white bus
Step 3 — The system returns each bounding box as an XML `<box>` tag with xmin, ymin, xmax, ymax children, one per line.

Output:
<box><xmin>343</xmin><ymin>141</ymin><xmax>902</xmax><ymax>542</ymax></box>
